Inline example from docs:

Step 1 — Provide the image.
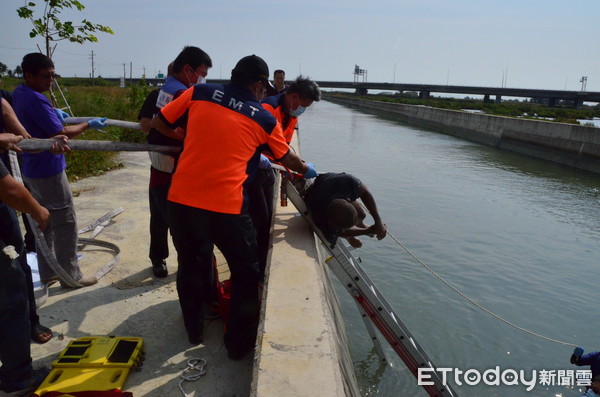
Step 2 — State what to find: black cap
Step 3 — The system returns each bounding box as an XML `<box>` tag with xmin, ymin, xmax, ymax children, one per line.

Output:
<box><xmin>231</xmin><ymin>54</ymin><xmax>270</xmax><ymax>85</ymax></box>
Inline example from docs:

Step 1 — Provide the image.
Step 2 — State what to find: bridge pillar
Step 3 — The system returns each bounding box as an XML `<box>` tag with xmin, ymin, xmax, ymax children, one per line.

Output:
<box><xmin>355</xmin><ymin>87</ymin><xmax>368</xmax><ymax>95</ymax></box>
<box><xmin>419</xmin><ymin>91</ymin><xmax>430</xmax><ymax>100</ymax></box>
<box><xmin>574</xmin><ymin>99</ymin><xmax>583</xmax><ymax>109</ymax></box>
<box><xmin>548</xmin><ymin>97</ymin><xmax>557</xmax><ymax>107</ymax></box>
<box><xmin>484</xmin><ymin>94</ymin><xmax>491</xmax><ymax>103</ymax></box>
<box><xmin>495</xmin><ymin>95</ymin><xmax>502</xmax><ymax>104</ymax></box>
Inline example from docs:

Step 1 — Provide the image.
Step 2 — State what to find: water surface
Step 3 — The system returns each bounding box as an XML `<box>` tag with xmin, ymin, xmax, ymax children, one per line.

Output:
<box><xmin>299</xmin><ymin>101</ymin><xmax>600</xmax><ymax>396</ymax></box>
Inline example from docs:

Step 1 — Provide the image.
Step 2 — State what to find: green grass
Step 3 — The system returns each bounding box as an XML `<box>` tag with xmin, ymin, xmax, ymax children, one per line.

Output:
<box><xmin>1</xmin><ymin>77</ymin><xmax>150</xmax><ymax>180</ymax></box>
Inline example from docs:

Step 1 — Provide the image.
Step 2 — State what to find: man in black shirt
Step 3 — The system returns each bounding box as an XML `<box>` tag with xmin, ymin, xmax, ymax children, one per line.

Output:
<box><xmin>304</xmin><ymin>173</ymin><xmax>387</xmax><ymax>248</ymax></box>
<box><xmin>136</xmin><ymin>48</ymin><xmax>212</xmax><ymax>278</ymax></box>
<box><xmin>0</xmin><ymin>133</ymin><xmax>52</xmax><ymax>394</ymax></box>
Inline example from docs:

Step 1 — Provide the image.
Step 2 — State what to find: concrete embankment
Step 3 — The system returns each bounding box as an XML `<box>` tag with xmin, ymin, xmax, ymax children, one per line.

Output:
<box><xmin>324</xmin><ymin>94</ymin><xmax>600</xmax><ymax>174</ymax></box>
<box><xmin>252</xmin><ymin>137</ymin><xmax>360</xmax><ymax>396</ymax></box>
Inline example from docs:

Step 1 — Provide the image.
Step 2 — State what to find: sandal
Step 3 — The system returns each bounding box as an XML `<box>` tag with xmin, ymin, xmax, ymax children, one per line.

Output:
<box><xmin>31</xmin><ymin>323</ymin><xmax>53</xmax><ymax>344</ymax></box>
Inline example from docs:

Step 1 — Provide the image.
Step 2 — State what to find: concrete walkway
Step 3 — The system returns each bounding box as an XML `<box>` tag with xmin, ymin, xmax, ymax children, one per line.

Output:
<box><xmin>20</xmin><ymin>152</ymin><xmax>253</xmax><ymax>397</ymax></box>
<box><xmin>7</xmin><ymin>147</ymin><xmax>356</xmax><ymax>397</ymax></box>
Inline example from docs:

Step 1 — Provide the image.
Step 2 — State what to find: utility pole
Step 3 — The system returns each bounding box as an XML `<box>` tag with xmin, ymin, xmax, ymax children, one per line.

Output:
<box><xmin>580</xmin><ymin>76</ymin><xmax>587</xmax><ymax>92</ymax></box>
<box><xmin>130</xmin><ymin>62</ymin><xmax>133</xmax><ymax>85</ymax></box>
<box><xmin>90</xmin><ymin>50</ymin><xmax>95</xmax><ymax>86</ymax></box>
<box><xmin>500</xmin><ymin>66</ymin><xmax>508</xmax><ymax>88</ymax></box>
<box><xmin>122</xmin><ymin>62</ymin><xmax>126</xmax><ymax>88</ymax></box>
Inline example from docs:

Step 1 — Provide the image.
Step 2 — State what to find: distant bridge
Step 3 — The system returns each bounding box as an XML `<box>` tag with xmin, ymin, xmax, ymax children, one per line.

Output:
<box><xmin>321</xmin><ymin>82</ymin><xmax>600</xmax><ymax>107</ymax></box>
<box><xmin>108</xmin><ymin>78</ymin><xmax>600</xmax><ymax>106</ymax></box>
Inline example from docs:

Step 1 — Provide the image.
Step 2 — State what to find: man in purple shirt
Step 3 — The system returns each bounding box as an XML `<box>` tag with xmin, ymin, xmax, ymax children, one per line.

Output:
<box><xmin>12</xmin><ymin>52</ymin><xmax>106</xmax><ymax>288</ymax></box>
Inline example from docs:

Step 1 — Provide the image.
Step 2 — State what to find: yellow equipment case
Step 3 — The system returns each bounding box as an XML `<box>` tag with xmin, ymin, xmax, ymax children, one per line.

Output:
<box><xmin>34</xmin><ymin>336</ymin><xmax>144</xmax><ymax>396</ymax></box>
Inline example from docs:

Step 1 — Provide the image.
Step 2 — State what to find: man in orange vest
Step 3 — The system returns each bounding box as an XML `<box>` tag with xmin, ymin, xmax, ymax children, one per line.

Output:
<box><xmin>250</xmin><ymin>76</ymin><xmax>321</xmax><ymax>280</ymax></box>
<box><xmin>152</xmin><ymin>55</ymin><xmax>317</xmax><ymax>359</ymax></box>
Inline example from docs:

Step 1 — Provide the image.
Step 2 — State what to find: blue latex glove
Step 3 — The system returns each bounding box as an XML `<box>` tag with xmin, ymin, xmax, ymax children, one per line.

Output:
<box><xmin>88</xmin><ymin>117</ymin><xmax>107</xmax><ymax>130</ymax></box>
<box><xmin>54</xmin><ymin>108</ymin><xmax>70</xmax><ymax>122</ymax></box>
<box><xmin>302</xmin><ymin>162</ymin><xmax>318</xmax><ymax>179</ymax></box>
<box><xmin>258</xmin><ymin>154</ymin><xmax>272</xmax><ymax>170</ymax></box>
<box><xmin>570</xmin><ymin>347</ymin><xmax>584</xmax><ymax>364</ymax></box>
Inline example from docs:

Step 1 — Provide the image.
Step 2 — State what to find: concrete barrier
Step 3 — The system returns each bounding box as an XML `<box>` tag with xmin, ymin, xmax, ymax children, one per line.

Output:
<box><xmin>324</xmin><ymin>94</ymin><xmax>600</xmax><ymax>174</ymax></box>
<box><xmin>252</xmin><ymin>137</ymin><xmax>360</xmax><ymax>397</ymax></box>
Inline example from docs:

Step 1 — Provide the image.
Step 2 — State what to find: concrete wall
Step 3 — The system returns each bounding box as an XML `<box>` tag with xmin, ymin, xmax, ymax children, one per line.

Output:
<box><xmin>324</xmin><ymin>94</ymin><xmax>600</xmax><ymax>174</ymax></box>
<box><xmin>252</xmin><ymin>138</ymin><xmax>360</xmax><ymax>397</ymax></box>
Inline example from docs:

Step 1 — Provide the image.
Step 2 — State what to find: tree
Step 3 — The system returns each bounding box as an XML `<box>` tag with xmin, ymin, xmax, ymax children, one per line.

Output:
<box><xmin>16</xmin><ymin>0</ymin><xmax>113</xmax><ymax>59</ymax></box>
<box><xmin>14</xmin><ymin>65</ymin><xmax>23</xmax><ymax>78</ymax></box>
<box><xmin>0</xmin><ymin>62</ymin><xmax>7</xmax><ymax>77</ymax></box>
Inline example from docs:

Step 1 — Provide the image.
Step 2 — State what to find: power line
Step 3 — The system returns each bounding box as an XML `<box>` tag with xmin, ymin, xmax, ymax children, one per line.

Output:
<box><xmin>0</xmin><ymin>45</ymin><xmax>38</xmax><ymax>51</ymax></box>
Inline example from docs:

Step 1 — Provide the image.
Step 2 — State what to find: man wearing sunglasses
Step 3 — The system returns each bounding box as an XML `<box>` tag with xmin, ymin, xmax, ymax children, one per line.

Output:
<box><xmin>11</xmin><ymin>52</ymin><xmax>107</xmax><ymax>288</ymax></box>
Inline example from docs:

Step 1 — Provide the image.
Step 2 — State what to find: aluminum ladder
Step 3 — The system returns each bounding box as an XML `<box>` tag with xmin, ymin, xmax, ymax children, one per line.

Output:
<box><xmin>286</xmin><ymin>181</ymin><xmax>457</xmax><ymax>397</ymax></box>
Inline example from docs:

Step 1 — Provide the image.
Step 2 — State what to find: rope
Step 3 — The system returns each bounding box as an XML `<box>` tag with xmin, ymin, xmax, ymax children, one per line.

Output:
<box><xmin>384</xmin><ymin>228</ymin><xmax>577</xmax><ymax>347</ymax></box>
<box><xmin>178</xmin><ymin>358</ymin><xmax>207</xmax><ymax>397</ymax></box>
<box><xmin>8</xmin><ymin>151</ymin><xmax>120</xmax><ymax>293</ymax></box>
<box><xmin>8</xmin><ymin>151</ymin><xmax>83</xmax><ymax>287</ymax></box>
<box><xmin>278</xmin><ymin>171</ymin><xmax>575</xmax><ymax>347</ymax></box>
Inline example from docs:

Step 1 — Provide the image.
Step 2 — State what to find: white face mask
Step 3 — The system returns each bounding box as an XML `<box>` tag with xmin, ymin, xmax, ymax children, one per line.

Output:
<box><xmin>289</xmin><ymin>105</ymin><xmax>306</xmax><ymax>117</ymax></box>
<box><xmin>185</xmin><ymin>69</ymin><xmax>205</xmax><ymax>87</ymax></box>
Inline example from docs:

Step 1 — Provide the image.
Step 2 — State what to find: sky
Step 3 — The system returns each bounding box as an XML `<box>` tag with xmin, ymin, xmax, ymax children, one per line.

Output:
<box><xmin>1</xmin><ymin>0</ymin><xmax>599</xmax><ymax>91</ymax></box>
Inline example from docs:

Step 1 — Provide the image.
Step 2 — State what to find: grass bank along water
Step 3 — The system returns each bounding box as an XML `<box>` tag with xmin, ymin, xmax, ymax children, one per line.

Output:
<box><xmin>324</xmin><ymin>93</ymin><xmax>600</xmax><ymax>174</ymax></box>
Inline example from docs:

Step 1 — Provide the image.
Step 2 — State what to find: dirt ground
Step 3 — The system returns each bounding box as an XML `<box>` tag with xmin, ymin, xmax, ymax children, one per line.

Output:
<box><xmin>7</xmin><ymin>152</ymin><xmax>252</xmax><ymax>397</ymax></box>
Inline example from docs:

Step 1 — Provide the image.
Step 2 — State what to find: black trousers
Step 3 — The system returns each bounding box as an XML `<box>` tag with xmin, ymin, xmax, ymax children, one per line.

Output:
<box><xmin>247</xmin><ymin>168</ymin><xmax>275</xmax><ymax>281</ymax></box>
<box><xmin>168</xmin><ymin>201</ymin><xmax>259</xmax><ymax>351</ymax></box>
<box><xmin>0</xmin><ymin>203</ymin><xmax>32</xmax><ymax>384</ymax></box>
<box><xmin>0</xmin><ymin>204</ymin><xmax>39</xmax><ymax>330</ymax></box>
<box><xmin>148</xmin><ymin>183</ymin><xmax>170</xmax><ymax>262</ymax></box>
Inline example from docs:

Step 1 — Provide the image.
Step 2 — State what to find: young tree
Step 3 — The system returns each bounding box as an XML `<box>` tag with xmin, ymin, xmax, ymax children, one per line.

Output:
<box><xmin>0</xmin><ymin>62</ymin><xmax>7</xmax><ymax>77</ymax></box>
<box><xmin>16</xmin><ymin>0</ymin><xmax>113</xmax><ymax>59</ymax></box>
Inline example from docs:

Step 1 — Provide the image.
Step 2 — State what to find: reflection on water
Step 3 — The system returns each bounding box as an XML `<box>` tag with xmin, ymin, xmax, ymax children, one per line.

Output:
<box><xmin>300</xmin><ymin>101</ymin><xmax>600</xmax><ymax>397</ymax></box>
<box><xmin>354</xmin><ymin>348</ymin><xmax>388</xmax><ymax>395</ymax></box>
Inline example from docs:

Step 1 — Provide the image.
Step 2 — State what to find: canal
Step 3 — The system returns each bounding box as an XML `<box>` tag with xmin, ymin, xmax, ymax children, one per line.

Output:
<box><xmin>299</xmin><ymin>100</ymin><xmax>600</xmax><ymax>397</ymax></box>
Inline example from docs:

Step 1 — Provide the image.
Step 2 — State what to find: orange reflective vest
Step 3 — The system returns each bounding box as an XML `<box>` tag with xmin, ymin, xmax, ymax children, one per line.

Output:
<box><xmin>159</xmin><ymin>83</ymin><xmax>290</xmax><ymax>214</ymax></box>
